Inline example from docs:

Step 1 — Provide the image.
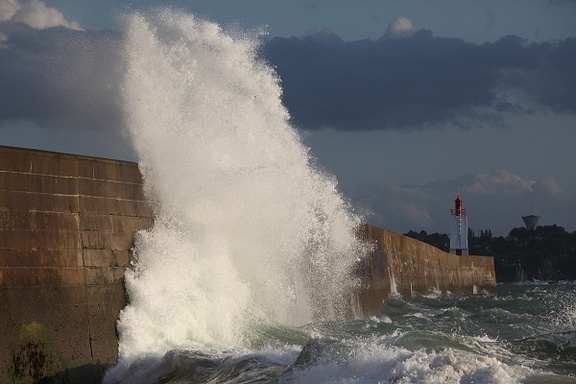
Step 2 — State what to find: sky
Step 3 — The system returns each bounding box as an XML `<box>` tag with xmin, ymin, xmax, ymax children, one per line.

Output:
<box><xmin>1</xmin><ymin>0</ymin><xmax>575</xmax><ymax>236</ymax></box>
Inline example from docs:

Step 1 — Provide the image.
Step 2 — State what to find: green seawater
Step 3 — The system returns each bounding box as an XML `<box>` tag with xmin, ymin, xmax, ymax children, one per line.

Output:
<box><xmin>105</xmin><ymin>283</ymin><xmax>576</xmax><ymax>383</ymax></box>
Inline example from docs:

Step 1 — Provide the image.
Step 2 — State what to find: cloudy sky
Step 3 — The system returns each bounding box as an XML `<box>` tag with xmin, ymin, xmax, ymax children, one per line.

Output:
<box><xmin>1</xmin><ymin>0</ymin><xmax>575</xmax><ymax>236</ymax></box>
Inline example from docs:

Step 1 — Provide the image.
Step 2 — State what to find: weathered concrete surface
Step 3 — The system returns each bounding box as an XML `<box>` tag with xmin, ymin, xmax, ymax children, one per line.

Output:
<box><xmin>356</xmin><ymin>224</ymin><xmax>497</xmax><ymax>317</ymax></box>
<box><xmin>0</xmin><ymin>146</ymin><xmax>153</xmax><ymax>384</ymax></box>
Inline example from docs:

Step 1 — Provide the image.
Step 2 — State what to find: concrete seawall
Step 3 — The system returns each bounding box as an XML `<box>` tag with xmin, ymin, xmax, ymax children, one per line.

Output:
<box><xmin>0</xmin><ymin>146</ymin><xmax>496</xmax><ymax>383</ymax></box>
<box><xmin>0</xmin><ymin>146</ymin><xmax>153</xmax><ymax>383</ymax></box>
<box><xmin>357</xmin><ymin>224</ymin><xmax>497</xmax><ymax>317</ymax></box>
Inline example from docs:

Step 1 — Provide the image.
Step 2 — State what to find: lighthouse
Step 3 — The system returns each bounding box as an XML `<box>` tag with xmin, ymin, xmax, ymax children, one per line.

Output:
<box><xmin>449</xmin><ymin>197</ymin><xmax>469</xmax><ymax>256</ymax></box>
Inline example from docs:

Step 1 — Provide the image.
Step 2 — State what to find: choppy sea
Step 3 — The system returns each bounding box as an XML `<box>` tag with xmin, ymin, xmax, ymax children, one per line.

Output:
<box><xmin>106</xmin><ymin>283</ymin><xmax>576</xmax><ymax>383</ymax></box>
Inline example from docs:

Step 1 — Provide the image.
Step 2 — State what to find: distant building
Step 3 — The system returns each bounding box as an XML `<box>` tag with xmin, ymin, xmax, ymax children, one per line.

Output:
<box><xmin>449</xmin><ymin>197</ymin><xmax>469</xmax><ymax>256</ymax></box>
<box><xmin>522</xmin><ymin>215</ymin><xmax>541</xmax><ymax>230</ymax></box>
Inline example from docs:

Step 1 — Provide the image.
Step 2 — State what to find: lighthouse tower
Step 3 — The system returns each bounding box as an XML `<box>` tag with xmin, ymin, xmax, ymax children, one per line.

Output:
<box><xmin>449</xmin><ymin>197</ymin><xmax>469</xmax><ymax>256</ymax></box>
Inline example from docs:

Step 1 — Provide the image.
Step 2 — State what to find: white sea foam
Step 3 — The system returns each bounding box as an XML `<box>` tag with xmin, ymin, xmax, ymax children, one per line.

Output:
<box><xmin>286</xmin><ymin>338</ymin><xmax>534</xmax><ymax>384</ymax></box>
<box><xmin>110</xmin><ymin>9</ymin><xmax>367</xmax><ymax>370</ymax></box>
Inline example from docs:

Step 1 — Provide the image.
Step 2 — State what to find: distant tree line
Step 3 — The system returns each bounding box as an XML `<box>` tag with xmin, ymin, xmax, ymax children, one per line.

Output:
<box><xmin>404</xmin><ymin>225</ymin><xmax>576</xmax><ymax>282</ymax></box>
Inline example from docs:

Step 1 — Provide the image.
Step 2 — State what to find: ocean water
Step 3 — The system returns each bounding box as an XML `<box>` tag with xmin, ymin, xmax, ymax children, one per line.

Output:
<box><xmin>103</xmin><ymin>10</ymin><xmax>576</xmax><ymax>384</ymax></box>
<box><xmin>104</xmin><ymin>282</ymin><xmax>576</xmax><ymax>383</ymax></box>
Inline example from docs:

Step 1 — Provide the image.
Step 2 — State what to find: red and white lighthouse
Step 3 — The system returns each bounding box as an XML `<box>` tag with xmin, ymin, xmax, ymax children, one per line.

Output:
<box><xmin>449</xmin><ymin>197</ymin><xmax>469</xmax><ymax>256</ymax></box>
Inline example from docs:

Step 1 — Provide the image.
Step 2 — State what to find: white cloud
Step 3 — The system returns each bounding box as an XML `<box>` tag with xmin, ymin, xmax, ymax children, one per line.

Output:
<box><xmin>464</xmin><ymin>170</ymin><xmax>535</xmax><ymax>195</ymax></box>
<box><xmin>453</xmin><ymin>171</ymin><xmax>566</xmax><ymax>199</ymax></box>
<box><xmin>0</xmin><ymin>0</ymin><xmax>19</xmax><ymax>22</ymax></box>
<box><xmin>384</xmin><ymin>16</ymin><xmax>416</xmax><ymax>39</ymax></box>
<box><xmin>0</xmin><ymin>31</ymin><xmax>8</xmax><ymax>47</ymax></box>
<box><xmin>532</xmin><ymin>178</ymin><xmax>566</xmax><ymax>198</ymax></box>
<box><xmin>4</xmin><ymin>0</ymin><xmax>81</xmax><ymax>30</ymax></box>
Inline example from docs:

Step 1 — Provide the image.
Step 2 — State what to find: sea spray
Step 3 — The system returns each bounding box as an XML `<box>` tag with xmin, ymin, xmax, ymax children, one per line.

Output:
<box><xmin>111</xmin><ymin>9</ymin><xmax>368</xmax><ymax>370</ymax></box>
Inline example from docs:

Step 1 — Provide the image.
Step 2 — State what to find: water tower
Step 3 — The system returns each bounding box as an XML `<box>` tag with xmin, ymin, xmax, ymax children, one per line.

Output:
<box><xmin>522</xmin><ymin>214</ymin><xmax>541</xmax><ymax>230</ymax></box>
<box><xmin>449</xmin><ymin>197</ymin><xmax>469</xmax><ymax>256</ymax></box>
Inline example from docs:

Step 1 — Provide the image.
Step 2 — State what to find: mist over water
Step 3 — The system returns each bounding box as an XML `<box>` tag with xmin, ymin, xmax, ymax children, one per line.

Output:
<box><xmin>113</xmin><ymin>9</ymin><xmax>367</xmax><ymax>366</ymax></box>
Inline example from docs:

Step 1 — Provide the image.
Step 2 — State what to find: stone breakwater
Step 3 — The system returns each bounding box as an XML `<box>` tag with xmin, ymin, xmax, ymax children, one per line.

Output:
<box><xmin>0</xmin><ymin>146</ymin><xmax>496</xmax><ymax>384</ymax></box>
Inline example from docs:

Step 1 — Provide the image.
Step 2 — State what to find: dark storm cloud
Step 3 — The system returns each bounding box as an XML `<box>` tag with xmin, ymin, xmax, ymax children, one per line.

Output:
<box><xmin>0</xmin><ymin>22</ymin><xmax>123</xmax><ymax>131</ymax></box>
<box><xmin>1</xmin><ymin>14</ymin><xmax>574</xmax><ymax>134</ymax></box>
<box><xmin>263</xmin><ymin>31</ymin><xmax>576</xmax><ymax>130</ymax></box>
